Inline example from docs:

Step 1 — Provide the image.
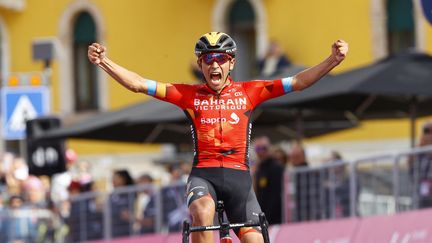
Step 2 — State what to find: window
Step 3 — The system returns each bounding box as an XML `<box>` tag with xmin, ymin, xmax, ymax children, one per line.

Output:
<box><xmin>73</xmin><ymin>11</ymin><xmax>99</xmax><ymax>112</ymax></box>
<box><xmin>228</xmin><ymin>0</ymin><xmax>256</xmax><ymax>80</ymax></box>
<box><xmin>387</xmin><ymin>0</ymin><xmax>415</xmax><ymax>54</ymax></box>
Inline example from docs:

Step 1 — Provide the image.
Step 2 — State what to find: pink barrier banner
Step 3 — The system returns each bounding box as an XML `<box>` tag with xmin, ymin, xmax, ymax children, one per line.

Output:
<box><xmin>274</xmin><ymin>218</ymin><xmax>360</xmax><ymax>243</ymax></box>
<box><xmin>85</xmin><ymin>234</ymin><xmax>166</xmax><ymax>243</ymax></box>
<box><xmin>87</xmin><ymin>209</ymin><xmax>432</xmax><ymax>243</ymax></box>
<box><xmin>353</xmin><ymin>209</ymin><xmax>432</xmax><ymax>243</ymax></box>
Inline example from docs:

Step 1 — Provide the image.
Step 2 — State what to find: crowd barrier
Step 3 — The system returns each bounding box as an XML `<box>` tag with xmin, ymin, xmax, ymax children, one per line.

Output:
<box><xmin>87</xmin><ymin>208</ymin><xmax>432</xmax><ymax>243</ymax></box>
<box><xmin>63</xmin><ymin>145</ymin><xmax>432</xmax><ymax>241</ymax></box>
<box><xmin>1</xmin><ymin>146</ymin><xmax>431</xmax><ymax>242</ymax></box>
<box><xmin>284</xmin><ymin>145</ymin><xmax>432</xmax><ymax>222</ymax></box>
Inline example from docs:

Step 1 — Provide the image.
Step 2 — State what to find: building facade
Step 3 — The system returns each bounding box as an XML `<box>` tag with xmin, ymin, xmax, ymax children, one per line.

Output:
<box><xmin>0</xmin><ymin>0</ymin><xmax>430</xmax><ymax>160</ymax></box>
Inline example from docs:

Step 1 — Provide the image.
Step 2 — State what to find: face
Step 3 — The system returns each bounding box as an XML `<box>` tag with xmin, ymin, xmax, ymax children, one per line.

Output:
<box><xmin>254</xmin><ymin>145</ymin><xmax>269</xmax><ymax>160</ymax></box>
<box><xmin>421</xmin><ymin>123</ymin><xmax>432</xmax><ymax>146</ymax></box>
<box><xmin>198</xmin><ymin>53</ymin><xmax>235</xmax><ymax>93</ymax></box>
<box><xmin>112</xmin><ymin>173</ymin><xmax>125</xmax><ymax>187</ymax></box>
<box><xmin>10</xmin><ymin>197</ymin><xmax>23</xmax><ymax>209</ymax></box>
<box><xmin>289</xmin><ymin>143</ymin><xmax>306</xmax><ymax>166</ymax></box>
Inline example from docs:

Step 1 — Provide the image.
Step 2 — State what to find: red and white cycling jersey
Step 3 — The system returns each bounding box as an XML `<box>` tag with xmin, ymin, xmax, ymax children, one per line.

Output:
<box><xmin>146</xmin><ymin>77</ymin><xmax>293</xmax><ymax>171</ymax></box>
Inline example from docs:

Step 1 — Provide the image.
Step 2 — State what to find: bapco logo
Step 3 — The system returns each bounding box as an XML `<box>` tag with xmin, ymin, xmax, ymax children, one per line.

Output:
<box><xmin>228</xmin><ymin>113</ymin><xmax>240</xmax><ymax>124</ymax></box>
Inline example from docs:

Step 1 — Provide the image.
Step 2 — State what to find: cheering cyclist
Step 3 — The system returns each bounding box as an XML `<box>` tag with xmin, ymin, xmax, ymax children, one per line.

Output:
<box><xmin>88</xmin><ymin>32</ymin><xmax>348</xmax><ymax>243</ymax></box>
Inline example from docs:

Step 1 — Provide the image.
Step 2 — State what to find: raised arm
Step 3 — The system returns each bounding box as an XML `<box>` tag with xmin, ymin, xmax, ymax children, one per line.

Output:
<box><xmin>88</xmin><ymin>43</ymin><xmax>151</xmax><ymax>93</ymax></box>
<box><xmin>291</xmin><ymin>40</ymin><xmax>348</xmax><ymax>91</ymax></box>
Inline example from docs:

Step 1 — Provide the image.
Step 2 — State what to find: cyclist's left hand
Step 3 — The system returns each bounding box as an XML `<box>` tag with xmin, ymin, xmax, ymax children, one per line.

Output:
<box><xmin>331</xmin><ymin>39</ymin><xmax>348</xmax><ymax>64</ymax></box>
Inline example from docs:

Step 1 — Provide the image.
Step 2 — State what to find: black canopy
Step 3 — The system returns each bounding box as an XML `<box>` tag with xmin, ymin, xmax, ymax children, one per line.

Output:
<box><xmin>264</xmin><ymin>51</ymin><xmax>432</xmax><ymax>145</ymax></box>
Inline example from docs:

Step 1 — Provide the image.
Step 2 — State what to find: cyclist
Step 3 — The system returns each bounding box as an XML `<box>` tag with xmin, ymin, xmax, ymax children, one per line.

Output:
<box><xmin>88</xmin><ymin>32</ymin><xmax>348</xmax><ymax>243</ymax></box>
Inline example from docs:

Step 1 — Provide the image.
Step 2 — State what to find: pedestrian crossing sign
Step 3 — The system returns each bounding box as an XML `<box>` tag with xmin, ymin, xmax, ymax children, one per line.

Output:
<box><xmin>1</xmin><ymin>86</ymin><xmax>50</xmax><ymax>140</ymax></box>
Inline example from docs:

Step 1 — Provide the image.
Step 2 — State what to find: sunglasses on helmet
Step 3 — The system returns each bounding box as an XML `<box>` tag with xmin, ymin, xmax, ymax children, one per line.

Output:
<box><xmin>200</xmin><ymin>53</ymin><xmax>232</xmax><ymax>65</ymax></box>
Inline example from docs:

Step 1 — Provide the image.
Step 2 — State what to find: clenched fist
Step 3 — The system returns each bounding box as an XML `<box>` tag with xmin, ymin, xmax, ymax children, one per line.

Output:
<box><xmin>88</xmin><ymin>43</ymin><xmax>107</xmax><ymax>65</ymax></box>
<box><xmin>332</xmin><ymin>39</ymin><xmax>348</xmax><ymax>63</ymax></box>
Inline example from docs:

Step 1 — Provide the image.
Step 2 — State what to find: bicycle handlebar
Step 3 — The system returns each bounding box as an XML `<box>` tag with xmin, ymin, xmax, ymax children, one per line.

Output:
<box><xmin>190</xmin><ymin>221</ymin><xmax>261</xmax><ymax>232</ymax></box>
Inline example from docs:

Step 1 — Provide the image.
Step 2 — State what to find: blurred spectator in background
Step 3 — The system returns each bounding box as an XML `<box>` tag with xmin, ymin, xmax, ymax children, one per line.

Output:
<box><xmin>51</xmin><ymin>148</ymin><xmax>77</xmax><ymax>207</ymax></box>
<box><xmin>179</xmin><ymin>162</ymin><xmax>192</xmax><ymax>183</ymax></box>
<box><xmin>67</xmin><ymin>179</ymin><xmax>103</xmax><ymax>242</ymax></box>
<box><xmin>420</xmin><ymin>122</ymin><xmax>432</xmax><ymax>146</ymax></box>
<box><xmin>6</xmin><ymin>156</ymin><xmax>29</xmax><ymax>196</ymax></box>
<box><xmin>272</xmin><ymin>146</ymin><xmax>290</xmax><ymax>168</ymax></box>
<box><xmin>257</xmin><ymin>40</ymin><xmax>291</xmax><ymax>78</ymax></box>
<box><xmin>76</xmin><ymin>160</ymin><xmax>93</xmax><ymax>191</ymax></box>
<box><xmin>289</xmin><ymin>142</ymin><xmax>320</xmax><ymax>221</ymax></box>
<box><xmin>135</xmin><ymin>173</ymin><xmax>156</xmax><ymax>234</ymax></box>
<box><xmin>410</xmin><ymin>121</ymin><xmax>432</xmax><ymax>208</ymax></box>
<box><xmin>327</xmin><ymin>150</ymin><xmax>342</xmax><ymax>162</ymax></box>
<box><xmin>23</xmin><ymin>175</ymin><xmax>48</xmax><ymax>208</ymax></box>
<box><xmin>110</xmin><ymin>169</ymin><xmax>136</xmax><ymax>237</ymax></box>
<box><xmin>1</xmin><ymin>194</ymin><xmax>38</xmax><ymax>243</ymax></box>
<box><xmin>160</xmin><ymin>164</ymin><xmax>188</xmax><ymax>232</ymax></box>
<box><xmin>253</xmin><ymin>136</ymin><xmax>283</xmax><ymax>225</ymax></box>
<box><xmin>322</xmin><ymin>151</ymin><xmax>353</xmax><ymax>219</ymax></box>
<box><xmin>289</xmin><ymin>142</ymin><xmax>308</xmax><ymax>168</ymax></box>
<box><xmin>167</xmin><ymin>164</ymin><xmax>185</xmax><ymax>184</ymax></box>
<box><xmin>67</xmin><ymin>180</ymin><xmax>82</xmax><ymax>242</ymax></box>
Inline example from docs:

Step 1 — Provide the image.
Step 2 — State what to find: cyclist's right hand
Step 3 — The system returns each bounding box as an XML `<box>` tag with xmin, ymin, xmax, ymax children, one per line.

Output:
<box><xmin>88</xmin><ymin>43</ymin><xmax>106</xmax><ymax>65</ymax></box>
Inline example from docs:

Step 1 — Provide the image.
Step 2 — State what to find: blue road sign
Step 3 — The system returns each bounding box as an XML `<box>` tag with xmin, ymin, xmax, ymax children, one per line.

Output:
<box><xmin>1</xmin><ymin>86</ymin><xmax>50</xmax><ymax>140</ymax></box>
<box><xmin>422</xmin><ymin>0</ymin><xmax>432</xmax><ymax>25</ymax></box>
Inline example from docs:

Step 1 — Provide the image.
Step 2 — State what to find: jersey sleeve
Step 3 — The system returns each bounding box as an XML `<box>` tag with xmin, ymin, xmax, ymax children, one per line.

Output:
<box><xmin>144</xmin><ymin>80</ymin><xmax>191</xmax><ymax>109</ymax></box>
<box><xmin>243</xmin><ymin>77</ymin><xmax>294</xmax><ymax>108</ymax></box>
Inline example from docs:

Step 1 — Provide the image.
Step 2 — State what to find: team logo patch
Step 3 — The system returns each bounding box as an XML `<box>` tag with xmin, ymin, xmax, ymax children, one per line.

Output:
<box><xmin>228</xmin><ymin>112</ymin><xmax>240</xmax><ymax>124</ymax></box>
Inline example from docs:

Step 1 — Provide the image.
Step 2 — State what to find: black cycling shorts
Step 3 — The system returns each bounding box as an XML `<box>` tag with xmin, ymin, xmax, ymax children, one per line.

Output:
<box><xmin>186</xmin><ymin>167</ymin><xmax>262</xmax><ymax>237</ymax></box>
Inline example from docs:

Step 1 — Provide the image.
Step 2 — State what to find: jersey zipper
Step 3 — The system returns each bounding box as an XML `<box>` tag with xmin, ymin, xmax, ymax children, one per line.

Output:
<box><xmin>217</xmin><ymin>93</ymin><xmax>224</xmax><ymax>168</ymax></box>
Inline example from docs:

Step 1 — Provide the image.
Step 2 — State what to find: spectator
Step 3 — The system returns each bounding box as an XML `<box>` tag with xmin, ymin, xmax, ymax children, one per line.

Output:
<box><xmin>253</xmin><ymin>136</ymin><xmax>284</xmax><ymax>225</ymax></box>
<box><xmin>76</xmin><ymin>160</ymin><xmax>93</xmax><ymax>190</ymax></box>
<box><xmin>135</xmin><ymin>173</ymin><xmax>156</xmax><ymax>234</ymax></box>
<box><xmin>66</xmin><ymin>180</ymin><xmax>83</xmax><ymax>242</ymax></box>
<box><xmin>272</xmin><ymin>146</ymin><xmax>290</xmax><ymax>168</ymax></box>
<box><xmin>1</xmin><ymin>194</ymin><xmax>38</xmax><ymax>242</ymax></box>
<box><xmin>257</xmin><ymin>40</ymin><xmax>291</xmax><ymax>78</ymax></box>
<box><xmin>40</xmin><ymin>200</ymin><xmax>68</xmax><ymax>243</ymax></box>
<box><xmin>51</xmin><ymin>148</ymin><xmax>77</xmax><ymax>206</ymax></box>
<box><xmin>67</xmin><ymin>174</ymin><xmax>103</xmax><ymax>242</ymax></box>
<box><xmin>289</xmin><ymin>142</ymin><xmax>308</xmax><ymax>167</ymax></box>
<box><xmin>410</xmin><ymin>121</ymin><xmax>432</xmax><ymax>208</ymax></box>
<box><xmin>23</xmin><ymin>175</ymin><xmax>48</xmax><ymax>208</ymax></box>
<box><xmin>179</xmin><ymin>162</ymin><xmax>192</xmax><ymax>183</ymax></box>
<box><xmin>322</xmin><ymin>151</ymin><xmax>353</xmax><ymax>218</ymax></box>
<box><xmin>110</xmin><ymin>169</ymin><xmax>135</xmax><ymax>237</ymax></box>
<box><xmin>67</xmin><ymin>180</ymin><xmax>103</xmax><ymax>242</ymax></box>
<box><xmin>160</xmin><ymin>166</ymin><xmax>188</xmax><ymax>232</ymax></box>
<box><xmin>6</xmin><ymin>156</ymin><xmax>29</xmax><ymax>196</ymax></box>
<box><xmin>289</xmin><ymin>142</ymin><xmax>320</xmax><ymax>221</ymax></box>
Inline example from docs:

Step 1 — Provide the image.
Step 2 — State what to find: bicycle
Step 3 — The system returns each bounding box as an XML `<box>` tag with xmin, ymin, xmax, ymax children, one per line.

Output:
<box><xmin>182</xmin><ymin>200</ymin><xmax>270</xmax><ymax>243</ymax></box>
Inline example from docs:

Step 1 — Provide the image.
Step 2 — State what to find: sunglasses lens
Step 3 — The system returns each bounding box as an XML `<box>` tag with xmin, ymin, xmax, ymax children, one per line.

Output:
<box><xmin>202</xmin><ymin>53</ymin><xmax>230</xmax><ymax>65</ymax></box>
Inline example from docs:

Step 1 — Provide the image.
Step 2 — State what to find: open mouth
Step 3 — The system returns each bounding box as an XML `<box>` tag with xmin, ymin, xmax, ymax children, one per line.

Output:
<box><xmin>210</xmin><ymin>72</ymin><xmax>222</xmax><ymax>83</ymax></box>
